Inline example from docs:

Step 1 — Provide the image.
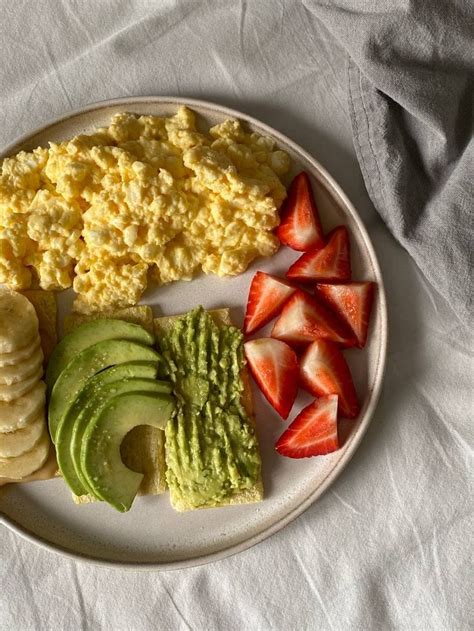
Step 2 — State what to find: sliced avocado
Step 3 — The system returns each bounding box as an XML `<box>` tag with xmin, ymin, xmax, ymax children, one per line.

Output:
<box><xmin>67</xmin><ymin>376</ymin><xmax>172</xmax><ymax>497</ymax></box>
<box><xmin>55</xmin><ymin>361</ymin><xmax>162</xmax><ymax>495</ymax></box>
<box><xmin>48</xmin><ymin>339</ymin><xmax>162</xmax><ymax>442</ymax></box>
<box><xmin>72</xmin><ymin>377</ymin><xmax>172</xmax><ymax>497</ymax></box>
<box><xmin>81</xmin><ymin>392</ymin><xmax>175</xmax><ymax>512</ymax></box>
<box><xmin>45</xmin><ymin>319</ymin><xmax>155</xmax><ymax>392</ymax></box>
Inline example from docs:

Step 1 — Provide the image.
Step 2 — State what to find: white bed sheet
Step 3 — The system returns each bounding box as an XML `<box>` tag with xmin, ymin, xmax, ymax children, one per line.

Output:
<box><xmin>0</xmin><ymin>2</ymin><xmax>471</xmax><ymax>629</ymax></box>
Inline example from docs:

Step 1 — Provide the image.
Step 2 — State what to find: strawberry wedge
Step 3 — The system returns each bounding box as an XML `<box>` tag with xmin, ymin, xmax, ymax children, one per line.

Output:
<box><xmin>314</xmin><ymin>282</ymin><xmax>376</xmax><ymax>348</ymax></box>
<box><xmin>271</xmin><ymin>290</ymin><xmax>357</xmax><ymax>348</ymax></box>
<box><xmin>275</xmin><ymin>395</ymin><xmax>339</xmax><ymax>458</ymax></box>
<box><xmin>244</xmin><ymin>272</ymin><xmax>296</xmax><ymax>335</ymax></box>
<box><xmin>244</xmin><ymin>338</ymin><xmax>298</xmax><ymax>419</ymax></box>
<box><xmin>276</xmin><ymin>172</ymin><xmax>325</xmax><ymax>252</ymax></box>
<box><xmin>299</xmin><ymin>339</ymin><xmax>360</xmax><ymax>419</ymax></box>
<box><xmin>286</xmin><ymin>226</ymin><xmax>351</xmax><ymax>282</ymax></box>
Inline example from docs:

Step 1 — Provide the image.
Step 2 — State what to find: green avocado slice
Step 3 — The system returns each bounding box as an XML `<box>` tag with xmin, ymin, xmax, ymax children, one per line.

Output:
<box><xmin>81</xmin><ymin>392</ymin><xmax>175</xmax><ymax>512</ymax></box>
<box><xmin>55</xmin><ymin>361</ymin><xmax>162</xmax><ymax>496</ymax></box>
<box><xmin>68</xmin><ymin>375</ymin><xmax>172</xmax><ymax>497</ymax></box>
<box><xmin>48</xmin><ymin>339</ymin><xmax>162</xmax><ymax>443</ymax></box>
<box><xmin>45</xmin><ymin>319</ymin><xmax>155</xmax><ymax>392</ymax></box>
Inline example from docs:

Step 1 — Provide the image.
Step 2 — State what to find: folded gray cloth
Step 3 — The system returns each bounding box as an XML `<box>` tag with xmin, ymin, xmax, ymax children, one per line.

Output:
<box><xmin>305</xmin><ymin>0</ymin><xmax>473</xmax><ymax>324</ymax></box>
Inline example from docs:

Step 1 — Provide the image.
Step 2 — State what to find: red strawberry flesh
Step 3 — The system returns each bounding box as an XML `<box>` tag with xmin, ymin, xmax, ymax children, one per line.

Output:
<box><xmin>275</xmin><ymin>395</ymin><xmax>339</xmax><ymax>458</ymax></box>
<box><xmin>271</xmin><ymin>289</ymin><xmax>357</xmax><ymax>347</ymax></box>
<box><xmin>244</xmin><ymin>338</ymin><xmax>299</xmax><ymax>419</ymax></box>
<box><xmin>299</xmin><ymin>339</ymin><xmax>360</xmax><ymax>418</ymax></box>
<box><xmin>276</xmin><ymin>172</ymin><xmax>325</xmax><ymax>252</ymax></box>
<box><xmin>314</xmin><ymin>282</ymin><xmax>375</xmax><ymax>348</ymax></box>
<box><xmin>286</xmin><ymin>226</ymin><xmax>351</xmax><ymax>282</ymax></box>
<box><xmin>244</xmin><ymin>272</ymin><xmax>296</xmax><ymax>335</ymax></box>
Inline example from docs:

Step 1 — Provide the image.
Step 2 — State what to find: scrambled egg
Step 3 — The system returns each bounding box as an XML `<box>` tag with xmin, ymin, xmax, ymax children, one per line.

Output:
<box><xmin>0</xmin><ymin>107</ymin><xmax>290</xmax><ymax>313</ymax></box>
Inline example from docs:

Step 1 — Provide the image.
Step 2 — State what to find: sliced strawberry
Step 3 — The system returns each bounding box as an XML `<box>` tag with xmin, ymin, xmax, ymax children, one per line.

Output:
<box><xmin>314</xmin><ymin>282</ymin><xmax>376</xmax><ymax>348</ymax></box>
<box><xmin>244</xmin><ymin>272</ymin><xmax>296</xmax><ymax>335</ymax></box>
<box><xmin>299</xmin><ymin>339</ymin><xmax>360</xmax><ymax>419</ymax></box>
<box><xmin>276</xmin><ymin>172</ymin><xmax>325</xmax><ymax>252</ymax></box>
<box><xmin>271</xmin><ymin>290</ymin><xmax>357</xmax><ymax>348</ymax></box>
<box><xmin>244</xmin><ymin>338</ymin><xmax>298</xmax><ymax>419</ymax></box>
<box><xmin>286</xmin><ymin>226</ymin><xmax>351</xmax><ymax>282</ymax></box>
<box><xmin>275</xmin><ymin>395</ymin><xmax>339</xmax><ymax>458</ymax></box>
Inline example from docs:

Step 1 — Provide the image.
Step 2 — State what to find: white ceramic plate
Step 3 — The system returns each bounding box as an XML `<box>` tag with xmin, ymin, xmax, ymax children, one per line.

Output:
<box><xmin>0</xmin><ymin>97</ymin><xmax>387</xmax><ymax>569</ymax></box>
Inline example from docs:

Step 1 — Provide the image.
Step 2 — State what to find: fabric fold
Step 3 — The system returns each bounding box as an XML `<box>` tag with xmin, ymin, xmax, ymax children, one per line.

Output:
<box><xmin>305</xmin><ymin>0</ymin><xmax>473</xmax><ymax>323</ymax></box>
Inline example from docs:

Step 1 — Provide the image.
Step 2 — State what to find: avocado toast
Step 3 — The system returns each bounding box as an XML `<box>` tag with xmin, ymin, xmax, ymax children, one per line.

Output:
<box><xmin>62</xmin><ymin>306</ymin><xmax>170</xmax><ymax>504</ymax></box>
<box><xmin>6</xmin><ymin>297</ymin><xmax>263</xmax><ymax>512</ymax></box>
<box><xmin>72</xmin><ymin>306</ymin><xmax>262</xmax><ymax>511</ymax></box>
<box><xmin>154</xmin><ymin>307</ymin><xmax>263</xmax><ymax>512</ymax></box>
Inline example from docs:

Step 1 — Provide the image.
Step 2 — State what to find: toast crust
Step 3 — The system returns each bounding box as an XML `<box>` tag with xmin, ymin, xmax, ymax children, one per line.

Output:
<box><xmin>22</xmin><ymin>290</ymin><xmax>58</xmax><ymax>365</ymax></box>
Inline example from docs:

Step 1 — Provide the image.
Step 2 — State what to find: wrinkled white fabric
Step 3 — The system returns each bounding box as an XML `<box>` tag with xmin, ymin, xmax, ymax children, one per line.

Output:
<box><xmin>0</xmin><ymin>2</ymin><xmax>472</xmax><ymax>630</ymax></box>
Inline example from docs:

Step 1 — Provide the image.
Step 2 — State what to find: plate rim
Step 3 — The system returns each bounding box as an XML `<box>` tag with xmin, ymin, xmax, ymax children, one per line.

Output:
<box><xmin>0</xmin><ymin>95</ymin><xmax>388</xmax><ymax>570</ymax></box>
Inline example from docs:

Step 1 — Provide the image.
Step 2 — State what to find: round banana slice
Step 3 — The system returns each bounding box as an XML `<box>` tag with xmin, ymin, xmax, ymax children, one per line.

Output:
<box><xmin>0</xmin><ymin>345</ymin><xmax>44</xmax><ymax>386</ymax></box>
<box><xmin>0</xmin><ymin>381</ymin><xmax>46</xmax><ymax>433</ymax></box>
<box><xmin>0</xmin><ymin>288</ymin><xmax>39</xmax><ymax>354</ymax></box>
<box><xmin>0</xmin><ymin>365</ymin><xmax>43</xmax><ymax>402</ymax></box>
<box><xmin>0</xmin><ymin>337</ymin><xmax>41</xmax><ymax>368</ymax></box>
<box><xmin>0</xmin><ymin>413</ymin><xmax>45</xmax><ymax>458</ymax></box>
<box><xmin>0</xmin><ymin>428</ymin><xmax>50</xmax><ymax>479</ymax></box>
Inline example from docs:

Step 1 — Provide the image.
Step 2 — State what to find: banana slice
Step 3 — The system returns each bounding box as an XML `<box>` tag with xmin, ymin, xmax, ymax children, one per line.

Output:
<box><xmin>0</xmin><ymin>428</ymin><xmax>50</xmax><ymax>479</ymax></box>
<box><xmin>0</xmin><ymin>381</ymin><xmax>46</xmax><ymax>433</ymax></box>
<box><xmin>0</xmin><ymin>413</ymin><xmax>45</xmax><ymax>458</ymax></box>
<box><xmin>0</xmin><ymin>365</ymin><xmax>43</xmax><ymax>402</ymax></box>
<box><xmin>0</xmin><ymin>345</ymin><xmax>44</xmax><ymax>385</ymax></box>
<box><xmin>0</xmin><ymin>337</ymin><xmax>41</xmax><ymax>368</ymax></box>
<box><xmin>0</xmin><ymin>288</ymin><xmax>39</xmax><ymax>354</ymax></box>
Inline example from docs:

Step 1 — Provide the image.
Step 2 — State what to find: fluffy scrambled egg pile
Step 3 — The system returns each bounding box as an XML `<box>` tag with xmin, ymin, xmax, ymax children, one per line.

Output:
<box><xmin>0</xmin><ymin>107</ymin><xmax>290</xmax><ymax>312</ymax></box>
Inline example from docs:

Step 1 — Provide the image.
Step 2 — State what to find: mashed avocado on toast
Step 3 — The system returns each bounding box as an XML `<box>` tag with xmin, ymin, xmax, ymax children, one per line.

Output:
<box><xmin>156</xmin><ymin>306</ymin><xmax>262</xmax><ymax>511</ymax></box>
